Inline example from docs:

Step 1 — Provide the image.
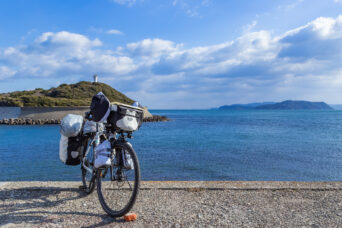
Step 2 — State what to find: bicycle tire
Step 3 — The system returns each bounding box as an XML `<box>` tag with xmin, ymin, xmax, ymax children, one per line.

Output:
<box><xmin>81</xmin><ymin>137</ymin><xmax>96</xmax><ymax>194</ymax></box>
<box><xmin>96</xmin><ymin>141</ymin><xmax>140</xmax><ymax>217</ymax></box>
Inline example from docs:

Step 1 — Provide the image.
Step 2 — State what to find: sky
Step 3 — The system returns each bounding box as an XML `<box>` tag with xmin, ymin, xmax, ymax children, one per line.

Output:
<box><xmin>0</xmin><ymin>0</ymin><xmax>342</xmax><ymax>108</ymax></box>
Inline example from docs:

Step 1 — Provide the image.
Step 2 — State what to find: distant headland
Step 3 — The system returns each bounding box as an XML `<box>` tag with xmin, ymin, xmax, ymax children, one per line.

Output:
<box><xmin>218</xmin><ymin>100</ymin><xmax>334</xmax><ymax>110</ymax></box>
<box><xmin>0</xmin><ymin>81</ymin><xmax>133</xmax><ymax>107</ymax></box>
<box><xmin>0</xmin><ymin>81</ymin><xmax>169</xmax><ymax>124</ymax></box>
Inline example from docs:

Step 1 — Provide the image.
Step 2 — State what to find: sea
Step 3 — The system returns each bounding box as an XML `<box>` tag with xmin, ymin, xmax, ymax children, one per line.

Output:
<box><xmin>1</xmin><ymin>108</ymin><xmax>342</xmax><ymax>181</ymax></box>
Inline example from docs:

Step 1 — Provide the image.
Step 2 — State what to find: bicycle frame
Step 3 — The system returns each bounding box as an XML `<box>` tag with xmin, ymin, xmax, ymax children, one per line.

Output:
<box><xmin>81</xmin><ymin>120</ymin><xmax>134</xmax><ymax>178</ymax></box>
<box><xmin>82</xmin><ymin>126</ymin><xmax>108</xmax><ymax>174</ymax></box>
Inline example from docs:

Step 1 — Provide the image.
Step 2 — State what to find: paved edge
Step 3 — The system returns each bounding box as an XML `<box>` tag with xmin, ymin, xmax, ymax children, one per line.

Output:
<box><xmin>1</xmin><ymin>181</ymin><xmax>342</xmax><ymax>190</ymax></box>
<box><xmin>0</xmin><ymin>182</ymin><xmax>9</xmax><ymax>188</ymax></box>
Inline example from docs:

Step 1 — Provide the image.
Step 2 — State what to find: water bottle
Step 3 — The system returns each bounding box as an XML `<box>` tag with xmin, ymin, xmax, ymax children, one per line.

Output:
<box><xmin>123</xmin><ymin>151</ymin><xmax>134</xmax><ymax>170</ymax></box>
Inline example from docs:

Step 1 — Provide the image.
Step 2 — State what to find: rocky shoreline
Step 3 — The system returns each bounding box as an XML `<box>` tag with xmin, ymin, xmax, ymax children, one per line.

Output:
<box><xmin>0</xmin><ymin>115</ymin><xmax>169</xmax><ymax>125</ymax></box>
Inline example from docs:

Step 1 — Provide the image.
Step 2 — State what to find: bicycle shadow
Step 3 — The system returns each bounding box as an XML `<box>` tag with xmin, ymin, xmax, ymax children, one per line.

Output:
<box><xmin>0</xmin><ymin>186</ymin><xmax>126</xmax><ymax>227</ymax></box>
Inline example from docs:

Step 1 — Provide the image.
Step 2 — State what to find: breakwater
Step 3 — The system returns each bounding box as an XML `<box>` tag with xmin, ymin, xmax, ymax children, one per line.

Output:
<box><xmin>0</xmin><ymin>106</ymin><xmax>169</xmax><ymax>124</ymax></box>
<box><xmin>0</xmin><ymin>115</ymin><xmax>169</xmax><ymax>125</ymax></box>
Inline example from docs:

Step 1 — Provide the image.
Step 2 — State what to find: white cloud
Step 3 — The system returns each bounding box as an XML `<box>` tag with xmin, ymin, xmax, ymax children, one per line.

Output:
<box><xmin>124</xmin><ymin>38</ymin><xmax>181</xmax><ymax>58</ymax></box>
<box><xmin>0</xmin><ymin>31</ymin><xmax>135</xmax><ymax>79</ymax></box>
<box><xmin>106</xmin><ymin>29</ymin><xmax>123</xmax><ymax>35</ymax></box>
<box><xmin>172</xmin><ymin>0</ymin><xmax>211</xmax><ymax>17</ymax></box>
<box><xmin>0</xmin><ymin>66</ymin><xmax>16</xmax><ymax>80</ymax></box>
<box><xmin>111</xmin><ymin>0</ymin><xmax>137</xmax><ymax>6</ymax></box>
<box><xmin>243</xmin><ymin>20</ymin><xmax>258</xmax><ymax>33</ymax></box>
<box><xmin>2</xmin><ymin>15</ymin><xmax>342</xmax><ymax>108</ymax></box>
<box><xmin>278</xmin><ymin>0</ymin><xmax>304</xmax><ymax>10</ymax></box>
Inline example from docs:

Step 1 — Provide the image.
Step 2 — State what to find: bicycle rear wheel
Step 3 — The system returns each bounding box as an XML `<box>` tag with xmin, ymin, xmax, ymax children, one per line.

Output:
<box><xmin>81</xmin><ymin>137</ymin><xmax>96</xmax><ymax>194</ymax></box>
<box><xmin>96</xmin><ymin>142</ymin><xmax>140</xmax><ymax>217</ymax></box>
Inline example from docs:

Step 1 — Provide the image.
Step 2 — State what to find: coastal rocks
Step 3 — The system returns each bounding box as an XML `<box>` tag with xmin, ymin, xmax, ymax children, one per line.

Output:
<box><xmin>0</xmin><ymin>115</ymin><xmax>169</xmax><ymax>125</ymax></box>
<box><xmin>143</xmin><ymin>115</ymin><xmax>170</xmax><ymax>122</ymax></box>
<box><xmin>0</xmin><ymin>118</ymin><xmax>61</xmax><ymax>125</ymax></box>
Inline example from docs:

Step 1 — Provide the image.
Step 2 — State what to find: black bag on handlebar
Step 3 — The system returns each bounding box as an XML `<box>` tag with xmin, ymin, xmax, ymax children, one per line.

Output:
<box><xmin>90</xmin><ymin>92</ymin><xmax>110</xmax><ymax>122</ymax></box>
<box><xmin>108</xmin><ymin>103</ymin><xmax>143</xmax><ymax>132</ymax></box>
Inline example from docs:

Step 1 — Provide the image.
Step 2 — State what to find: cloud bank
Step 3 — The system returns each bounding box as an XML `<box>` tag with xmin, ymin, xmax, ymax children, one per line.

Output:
<box><xmin>1</xmin><ymin>15</ymin><xmax>342</xmax><ymax>108</ymax></box>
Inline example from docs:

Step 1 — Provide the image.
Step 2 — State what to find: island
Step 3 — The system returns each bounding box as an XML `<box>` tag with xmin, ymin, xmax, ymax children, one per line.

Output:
<box><xmin>0</xmin><ymin>81</ymin><xmax>169</xmax><ymax>125</ymax></box>
<box><xmin>218</xmin><ymin>100</ymin><xmax>333</xmax><ymax>110</ymax></box>
<box><xmin>218</xmin><ymin>102</ymin><xmax>276</xmax><ymax>110</ymax></box>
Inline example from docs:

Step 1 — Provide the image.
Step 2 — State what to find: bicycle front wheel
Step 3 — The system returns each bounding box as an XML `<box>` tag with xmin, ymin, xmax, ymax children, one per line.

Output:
<box><xmin>96</xmin><ymin>141</ymin><xmax>140</xmax><ymax>217</ymax></box>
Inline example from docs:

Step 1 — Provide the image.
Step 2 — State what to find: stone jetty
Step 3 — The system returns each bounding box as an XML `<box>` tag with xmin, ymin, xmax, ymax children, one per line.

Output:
<box><xmin>0</xmin><ymin>118</ymin><xmax>60</xmax><ymax>125</ymax></box>
<box><xmin>0</xmin><ymin>115</ymin><xmax>169</xmax><ymax>125</ymax></box>
<box><xmin>0</xmin><ymin>106</ymin><xmax>170</xmax><ymax>125</ymax></box>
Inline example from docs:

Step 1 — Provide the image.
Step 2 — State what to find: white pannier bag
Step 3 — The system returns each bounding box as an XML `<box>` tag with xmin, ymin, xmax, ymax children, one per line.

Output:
<box><xmin>59</xmin><ymin>135</ymin><xmax>68</xmax><ymax>163</ymax></box>
<box><xmin>94</xmin><ymin>140</ymin><xmax>111</xmax><ymax>168</ymax></box>
<box><xmin>60</xmin><ymin>114</ymin><xmax>84</xmax><ymax>137</ymax></box>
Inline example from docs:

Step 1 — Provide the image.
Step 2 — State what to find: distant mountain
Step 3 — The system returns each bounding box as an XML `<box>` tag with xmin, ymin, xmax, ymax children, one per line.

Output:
<box><xmin>0</xmin><ymin>81</ymin><xmax>134</xmax><ymax>107</ymax></box>
<box><xmin>217</xmin><ymin>100</ymin><xmax>333</xmax><ymax>110</ymax></box>
<box><xmin>256</xmin><ymin>100</ymin><xmax>333</xmax><ymax>110</ymax></box>
<box><xmin>218</xmin><ymin>104</ymin><xmax>254</xmax><ymax>110</ymax></box>
<box><xmin>329</xmin><ymin>104</ymin><xmax>342</xmax><ymax>110</ymax></box>
<box><xmin>218</xmin><ymin>102</ymin><xmax>276</xmax><ymax>110</ymax></box>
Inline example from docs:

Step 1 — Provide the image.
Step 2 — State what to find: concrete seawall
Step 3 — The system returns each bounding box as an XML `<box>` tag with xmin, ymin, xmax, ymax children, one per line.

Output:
<box><xmin>19</xmin><ymin>106</ymin><xmax>90</xmax><ymax>120</ymax></box>
<box><xmin>0</xmin><ymin>106</ymin><xmax>168</xmax><ymax>124</ymax></box>
<box><xmin>1</xmin><ymin>181</ymin><xmax>341</xmax><ymax>227</ymax></box>
<box><xmin>1</xmin><ymin>106</ymin><xmax>155</xmax><ymax>120</ymax></box>
<box><xmin>0</xmin><ymin>106</ymin><xmax>90</xmax><ymax>120</ymax></box>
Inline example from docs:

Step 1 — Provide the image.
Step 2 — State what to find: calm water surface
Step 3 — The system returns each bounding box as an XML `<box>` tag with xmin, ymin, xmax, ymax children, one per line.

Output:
<box><xmin>1</xmin><ymin>110</ymin><xmax>342</xmax><ymax>181</ymax></box>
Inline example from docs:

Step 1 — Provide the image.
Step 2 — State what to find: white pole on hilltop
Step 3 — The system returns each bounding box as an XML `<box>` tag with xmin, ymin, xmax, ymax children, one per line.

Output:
<box><xmin>93</xmin><ymin>74</ymin><xmax>98</xmax><ymax>83</ymax></box>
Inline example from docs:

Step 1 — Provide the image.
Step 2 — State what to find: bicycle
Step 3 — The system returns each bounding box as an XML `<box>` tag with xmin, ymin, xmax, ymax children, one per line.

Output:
<box><xmin>79</xmin><ymin>111</ymin><xmax>140</xmax><ymax>217</ymax></box>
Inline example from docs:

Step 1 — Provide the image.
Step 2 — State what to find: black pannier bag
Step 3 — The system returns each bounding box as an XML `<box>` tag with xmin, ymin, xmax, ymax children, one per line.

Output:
<box><xmin>90</xmin><ymin>92</ymin><xmax>110</xmax><ymax>122</ymax></box>
<box><xmin>59</xmin><ymin>135</ymin><xmax>82</xmax><ymax>166</ymax></box>
<box><xmin>66</xmin><ymin>136</ymin><xmax>82</xmax><ymax>165</ymax></box>
<box><xmin>108</xmin><ymin>102</ymin><xmax>143</xmax><ymax>132</ymax></box>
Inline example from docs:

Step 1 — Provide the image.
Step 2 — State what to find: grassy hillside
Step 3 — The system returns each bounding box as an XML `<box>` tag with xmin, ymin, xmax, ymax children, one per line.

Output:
<box><xmin>0</xmin><ymin>81</ymin><xmax>134</xmax><ymax>107</ymax></box>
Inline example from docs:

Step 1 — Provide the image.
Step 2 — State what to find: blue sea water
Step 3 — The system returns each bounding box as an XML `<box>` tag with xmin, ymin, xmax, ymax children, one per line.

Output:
<box><xmin>1</xmin><ymin>109</ymin><xmax>342</xmax><ymax>181</ymax></box>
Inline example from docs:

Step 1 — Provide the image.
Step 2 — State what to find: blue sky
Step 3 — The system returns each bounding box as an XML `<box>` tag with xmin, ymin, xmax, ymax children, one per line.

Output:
<box><xmin>0</xmin><ymin>0</ymin><xmax>342</xmax><ymax>108</ymax></box>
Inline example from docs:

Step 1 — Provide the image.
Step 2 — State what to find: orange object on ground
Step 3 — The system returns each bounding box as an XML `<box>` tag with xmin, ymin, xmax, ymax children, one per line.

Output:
<box><xmin>124</xmin><ymin>213</ymin><xmax>137</xmax><ymax>221</ymax></box>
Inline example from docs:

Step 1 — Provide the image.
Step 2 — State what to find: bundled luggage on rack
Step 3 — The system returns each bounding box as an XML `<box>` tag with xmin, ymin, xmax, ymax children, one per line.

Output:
<box><xmin>90</xmin><ymin>92</ymin><xmax>143</xmax><ymax>132</ymax></box>
<box><xmin>59</xmin><ymin>114</ymin><xmax>84</xmax><ymax>166</ymax></box>
<box><xmin>90</xmin><ymin>92</ymin><xmax>111</xmax><ymax>122</ymax></box>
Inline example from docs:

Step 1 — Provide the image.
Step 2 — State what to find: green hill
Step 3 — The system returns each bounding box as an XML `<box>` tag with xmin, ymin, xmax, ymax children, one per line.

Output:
<box><xmin>0</xmin><ymin>81</ymin><xmax>134</xmax><ymax>107</ymax></box>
